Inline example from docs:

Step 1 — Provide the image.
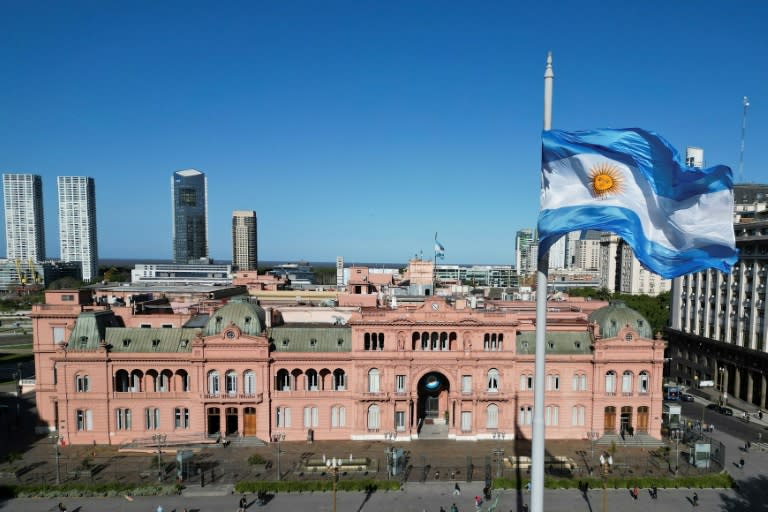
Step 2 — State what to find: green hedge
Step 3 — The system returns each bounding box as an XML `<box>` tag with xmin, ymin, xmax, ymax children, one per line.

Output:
<box><xmin>235</xmin><ymin>479</ymin><xmax>401</xmax><ymax>493</ymax></box>
<box><xmin>0</xmin><ymin>482</ymin><xmax>182</xmax><ymax>499</ymax></box>
<box><xmin>492</xmin><ymin>472</ymin><xmax>734</xmax><ymax>490</ymax></box>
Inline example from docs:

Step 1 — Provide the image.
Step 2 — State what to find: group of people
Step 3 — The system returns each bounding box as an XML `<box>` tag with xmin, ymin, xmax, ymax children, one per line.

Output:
<box><xmin>628</xmin><ymin>485</ymin><xmax>658</xmax><ymax>501</ymax></box>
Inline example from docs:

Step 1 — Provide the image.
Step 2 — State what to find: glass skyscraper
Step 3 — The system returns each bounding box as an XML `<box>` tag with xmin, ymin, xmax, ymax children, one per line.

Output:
<box><xmin>172</xmin><ymin>169</ymin><xmax>208</xmax><ymax>264</ymax></box>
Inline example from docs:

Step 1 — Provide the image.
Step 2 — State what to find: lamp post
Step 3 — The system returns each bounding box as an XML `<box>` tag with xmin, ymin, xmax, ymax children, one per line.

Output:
<box><xmin>671</xmin><ymin>429</ymin><xmax>683</xmax><ymax>475</ymax></box>
<box><xmin>271</xmin><ymin>433</ymin><xmax>285</xmax><ymax>481</ymax></box>
<box><xmin>587</xmin><ymin>431</ymin><xmax>600</xmax><ymax>470</ymax></box>
<box><xmin>384</xmin><ymin>431</ymin><xmax>396</xmax><ymax>478</ymax></box>
<box><xmin>326</xmin><ymin>456</ymin><xmax>341</xmax><ymax>512</ymax></box>
<box><xmin>49</xmin><ymin>432</ymin><xmax>61</xmax><ymax>485</ymax></box>
<box><xmin>152</xmin><ymin>433</ymin><xmax>166</xmax><ymax>482</ymax></box>
<box><xmin>492</xmin><ymin>431</ymin><xmax>505</xmax><ymax>478</ymax></box>
<box><xmin>718</xmin><ymin>367</ymin><xmax>727</xmax><ymax>405</ymax></box>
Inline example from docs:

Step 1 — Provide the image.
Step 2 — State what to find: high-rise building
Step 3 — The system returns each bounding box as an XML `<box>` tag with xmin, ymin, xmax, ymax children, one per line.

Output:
<box><xmin>515</xmin><ymin>229</ymin><xmax>535</xmax><ymax>275</ymax></box>
<box><xmin>599</xmin><ymin>233</ymin><xmax>670</xmax><ymax>296</ymax></box>
<box><xmin>57</xmin><ymin>176</ymin><xmax>98</xmax><ymax>282</ymax></box>
<box><xmin>231</xmin><ymin>210</ymin><xmax>257</xmax><ymax>271</ymax></box>
<box><xmin>2</xmin><ymin>173</ymin><xmax>45</xmax><ymax>262</ymax></box>
<box><xmin>667</xmin><ymin>183</ymin><xmax>768</xmax><ymax>409</ymax></box>
<box><xmin>172</xmin><ymin>169</ymin><xmax>208</xmax><ymax>264</ymax></box>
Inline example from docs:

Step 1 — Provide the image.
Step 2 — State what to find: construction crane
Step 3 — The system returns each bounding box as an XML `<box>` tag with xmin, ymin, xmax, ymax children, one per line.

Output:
<box><xmin>28</xmin><ymin>258</ymin><xmax>41</xmax><ymax>284</ymax></box>
<box><xmin>14</xmin><ymin>259</ymin><xmax>27</xmax><ymax>286</ymax></box>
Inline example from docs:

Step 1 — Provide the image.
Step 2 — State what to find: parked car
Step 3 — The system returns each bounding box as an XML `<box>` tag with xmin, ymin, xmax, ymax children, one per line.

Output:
<box><xmin>719</xmin><ymin>406</ymin><xmax>734</xmax><ymax>416</ymax></box>
<box><xmin>681</xmin><ymin>393</ymin><xmax>695</xmax><ymax>402</ymax></box>
<box><xmin>706</xmin><ymin>404</ymin><xmax>719</xmax><ymax>410</ymax></box>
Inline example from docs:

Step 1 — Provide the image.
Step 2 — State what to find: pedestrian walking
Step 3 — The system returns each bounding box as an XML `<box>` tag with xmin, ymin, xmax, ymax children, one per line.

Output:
<box><xmin>692</xmin><ymin>492</ymin><xmax>699</xmax><ymax>507</ymax></box>
<box><xmin>651</xmin><ymin>486</ymin><xmax>658</xmax><ymax>499</ymax></box>
<box><xmin>522</xmin><ymin>505</ymin><xmax>529</xmax><ymax>512</ymax></box>
<box><xmin>156</xmin><ymin>506</ymin><xmax>164</xmax><ymax>512</ymax></box>
<box><xmin>475</xmin><ymin>495</ymin><xmax>482</xmax><ymax>508</ymax></box>
<box><xmin>633</xmin><ymin>485</ymin><xmax>639</xmax><ymax>500</ymax></box>
<box><xmin>239</xmin><ymin>493</ymin><xmax>247</xmax><ymax>511</ymax></box>
<box><xmin>440</xmin><ymin>507</ymin><xmax>446</xmax><ymax>512</ymax></box>
<box><xmin>57</xmin><ymin>503</ymin><xmax>67</xmax><ymax>512</ymax></box>
<box><xmin>450</xmin><ymin>504</ymin><xmax>459</xmax><ymax>512</ymax></box>
<box><xmin>740</xmin><ymin>458</ymin><xmax>745</xmax><ymax>468</ymax></box>
<box><xmin>453</xmin><ymin>482</ymin><xmax>461</xmax><ymax>496</ymax></box>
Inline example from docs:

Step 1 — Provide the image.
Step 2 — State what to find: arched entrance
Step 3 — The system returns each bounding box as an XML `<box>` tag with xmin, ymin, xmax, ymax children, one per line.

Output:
<box><xmin>604</xmin><ymin>406</ymin><xmax>616</xmax><ymax>433</ymax></box>
<box><xmin>243</xmin><ymin>407</ymin><xmax>257</xmax><ymax>436</ymax></box>
<box><xmin>207</xmin><ymin>407</ymin><xmax>221</xmax><ymax>436</ymax></box>
<box><xmin>225</xmin><ymin>407</ymin><xmax>238</xmax><ymax>435</ymax></box>
<box><xmin>620</xmin><ymin>406</ymin><xmax>633</xmax><ymax>435</ymax></box>
<box><xmin>636</xmin><ymin>406</ymin><xmax>649</xmax><ymax>433</ymax></box>
<box><xmin>417</xmin><ymin>372</ymin><xmax>450</xmax><ymax>427</ymax></box>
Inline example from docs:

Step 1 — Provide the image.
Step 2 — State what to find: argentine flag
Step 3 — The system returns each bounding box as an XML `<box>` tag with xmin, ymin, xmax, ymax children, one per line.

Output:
<box><xmin>538</xmin><ymin>128</ymin><xmax>738</xmax><ymax>279</ymax></box>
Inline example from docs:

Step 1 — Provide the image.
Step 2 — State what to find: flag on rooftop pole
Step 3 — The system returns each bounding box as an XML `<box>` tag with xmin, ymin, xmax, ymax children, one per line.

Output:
<box><xmin>434</xmin><ymin>233</ymin><xmax>445</xmax><ymax>259</ymax></box>
<box><xmin>537</xmin><ymin>128</ymin><xmax>738</xmax><ymax>279</ymax></box>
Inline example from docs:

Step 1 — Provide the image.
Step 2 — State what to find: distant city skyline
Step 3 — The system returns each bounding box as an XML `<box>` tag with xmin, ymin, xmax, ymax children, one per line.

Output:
<box><xmin>0</xmin><ymin>2</ymin><xmax>765</xmax><ymax>264</ymax></box>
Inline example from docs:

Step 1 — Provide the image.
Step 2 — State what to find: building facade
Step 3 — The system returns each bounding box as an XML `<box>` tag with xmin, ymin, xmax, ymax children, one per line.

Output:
<box><xmin>57</xmin><ymin>176</ymin><xmax>98</xmax><ymax>282</ymax></box>
<box><xmin>515</xmin><ymin>229</ymin><xmax>535</xmax><ymax>275</ymax></box>
<box><xmin>172</xmin><ymin>169</ymin><xmax>208</xmax><ymax>264</ymax></box>
<box><xmin>3</xmin><ymin>173</ymin><xmax>46</xmax><ymax>262</ymax></box>
<box><xmin>600</xmin><ymin>234</ymin><xmax>670</xmax><ymax>296</ymax></box>
<box><xmin>667</xmin><ymin>184</ymin><xmax>768</xmax><ymax>408</ymax></box>
<box><xmin>232</xmin><ymin>210</ymin><xmax>258</xmax><ymax>271</ymax></box>
<box><xmin>32</xmin><ymin>289</ymin><xmax>665</xmax><ymax>446</ymax></box>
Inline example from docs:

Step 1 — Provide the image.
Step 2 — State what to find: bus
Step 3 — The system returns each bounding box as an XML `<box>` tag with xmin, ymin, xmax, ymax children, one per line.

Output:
<box><xmin>663</xmin><ymin>384</ymin><xmax>681</xmax><ymax>401</ymax></box>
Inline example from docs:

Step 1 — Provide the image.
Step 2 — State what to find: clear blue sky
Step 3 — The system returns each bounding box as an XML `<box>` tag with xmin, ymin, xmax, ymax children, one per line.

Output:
<box><xmin>1</xmin><ymin>1</ymin><xmax>765</xmax><ymax>265</ymax></box>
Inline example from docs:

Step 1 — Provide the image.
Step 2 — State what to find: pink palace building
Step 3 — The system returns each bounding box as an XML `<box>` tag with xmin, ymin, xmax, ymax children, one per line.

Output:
<box><xmin>31</xmin><ymin>287</ymin><xmax>666</xmax><ymax>445</ymax></box>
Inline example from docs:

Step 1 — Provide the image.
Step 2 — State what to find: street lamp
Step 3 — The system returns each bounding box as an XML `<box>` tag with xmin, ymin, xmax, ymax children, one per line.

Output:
<box><xmin>326</xmin><ymin>457</ymin><xmax>341</xmax><ymax>512</ymax></box>
<box><xmin>670</xmin><ymin>429</ymin><xmax>684</xmax><ymax>475</ymax></box>
<box><xmin>152</xmin><ymin>434</ymin><xmax>166</xmax><ymax>482</ymax></box>
<box><xmin>587</xmin><ymin>431</ymin><xmax>600</xmax><ymax>470</ymax></box>
<box><xmin>384</xmin><ymin>431</ymin><xmax>396</xmax><ymax>478</ymax></box>
<box><xmin>49</xmin><ymin>432</ymin><xmax>61</xmax><ymax>485</ymax></box>
<box><xmin>718</xmin><ymin>367</ymin><xmax>727</xmax><ymax>405</ymax></box>
<box><xmin>271</xmin><ymin>433</ymin><xmax>286</xmax><ymax>481</ymax></box>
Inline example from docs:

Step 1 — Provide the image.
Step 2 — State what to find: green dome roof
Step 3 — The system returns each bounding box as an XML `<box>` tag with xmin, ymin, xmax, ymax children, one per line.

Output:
<box><xmin>204</xmin><ymin>299</ymin><xmax>266</xmax><ymax>336</ymax></box>
<box><xmin>588</xmin><ymin>301</ymin><xmax>652</xmax><ymax>339</ymax></box>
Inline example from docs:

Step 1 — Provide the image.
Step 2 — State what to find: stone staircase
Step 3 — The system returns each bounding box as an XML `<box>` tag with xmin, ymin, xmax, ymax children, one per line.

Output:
<box><xmin>596</xmin><ymin>432</ymin><xmax>664</xmax><ymax>448</ymax></box>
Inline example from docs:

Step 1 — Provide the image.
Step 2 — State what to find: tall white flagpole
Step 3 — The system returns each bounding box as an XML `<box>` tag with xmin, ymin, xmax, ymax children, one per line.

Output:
<box><xmin>531</xmin><ymin>51</ymin><xmax>553</xmax><ymax>512</ymax></box>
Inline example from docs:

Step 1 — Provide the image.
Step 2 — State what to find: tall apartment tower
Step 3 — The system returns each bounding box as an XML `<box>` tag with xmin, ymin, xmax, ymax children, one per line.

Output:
<box><xmin>172</xmin><ymin>169</ymin><xmax>208</xmax><ymax>264</ymax></box>
<box><xmin>57</xmin><ymin>176</ymin><xmax>98</xmax><ymax>282</ymax></box>
<box><xmin>231</xmin><ymin>210</ymin><xmax>258</xmax><ymax>271</ymax></box>
<box><xmin>515</xmin><ymin>229</ymin><xmax>535</xmax><ymax>275</ymax></box>
<box><xmin>2</xmin><ymin>173</ymin><xmax>46</xmax><ymax>262</ymax></box>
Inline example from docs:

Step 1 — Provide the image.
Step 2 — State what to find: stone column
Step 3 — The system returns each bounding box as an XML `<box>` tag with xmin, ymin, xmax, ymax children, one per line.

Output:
<box><xmin>747</xmin><ymin>371</ymin><xmax>754</xmax><ymax>405</ymax></box>
<box><xmin>733</xmin><ymin>367</ymin><xmax>741</xmax><ymax>402</ymax></box>
<box><xmin>761</xmin><ymin>374</ymin><xmax>767</xmax><ymax>410</ymax></box>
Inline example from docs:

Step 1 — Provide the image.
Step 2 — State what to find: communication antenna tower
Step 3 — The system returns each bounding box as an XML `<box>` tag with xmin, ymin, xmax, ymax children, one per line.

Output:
<box><xmin>739</xmin><ymin>96</ymin><xmax>750</xmax><ymax>183</ymax></box>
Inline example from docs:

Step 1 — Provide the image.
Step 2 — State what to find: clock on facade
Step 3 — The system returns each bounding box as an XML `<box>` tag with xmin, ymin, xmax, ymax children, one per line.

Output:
<box><xmin>431</xmin><ymin>303</ymin><xmax>439</xmax><ymax>311</ymax></box>
<box><xmin>225</xmin><ymin>330</ymin><xmax>236</xmax><ymax>339</ymax></box>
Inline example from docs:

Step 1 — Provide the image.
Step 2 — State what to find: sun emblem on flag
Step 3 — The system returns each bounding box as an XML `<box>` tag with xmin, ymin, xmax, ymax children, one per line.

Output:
<box><xmin>588</xmin><ymin>163</ymin><xmax>623</xmax><ymax>198</ymax></box>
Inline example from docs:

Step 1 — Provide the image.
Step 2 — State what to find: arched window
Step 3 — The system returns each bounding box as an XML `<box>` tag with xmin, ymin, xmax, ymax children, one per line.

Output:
<box><xmin>331</xmin><ymin>405</ymin><xmax>346</xmax><ymax>427</ymax></box>
<box><xmin>244</xmin><ymin>370</ymin><xmax>256</xmax><ymax>395</ymax></box>
<box><xmin>546</xmin><ymin>374</ymin><xmax>560</xmax><ymax>391</ymax></box>
<box><xmin>225</xmin><ymin>370</ymin><xmax>238</xmax><ymax>396</ymax></box>
<box><xmin>276</xmin><ymin>369</ymin><xmax>291</xmax><ymax>391</ymax></box>
<box><xmin>486</xmin><ymin>404</ymin><xmax>499</xmax><ymax>429</ymax></box>
<box><xmin>174</xmin><ymin>407</ymin><xmax>190</xmax><ymax>429</ymax></box>
<box><xmin>622</xmin><ymin>371</ymin><xmax>633</xmax><ymax>394</ymax></box>
<box><xmin>75</xmin><ymin>374</ymin><xmax>90</xmax><ymax>392</ymax></box>
<box><xmin>605</xmin><ymin>371</ymin><xmax>617</xmax><ymax>394</ymax></box>
<box><xmin>130</xmin><ymin>370</ymin><xmax>143</xmax><ymax>392</ymax></box>
<box><xmin>367</xmin><ymin>404</ymin><xmax>380</xmax><ymax>430</ymax></box>
<box><xmin>571</xmin><ymin>405</ymin><xmax>585</xmax><ymax>426</ymax></box>
<box><xmin>306</xmin><ymin>369</ymin><xmax>319</xmax><ymax>391</ymax></box>
<box><xmin>115</xmin><ymin>370</ymin><xmax>130</xmax><ymax>392</ymax></box>
<box><xmin>303</xmin><ymin>406</ymin><xmax>319</xmax><ymax>427</ymax></box>
<box><xmin>545</xmin><ymin>405</ymin><xmax>559</xmax><ymax>426</ymax></box>
<box><xmin>158</xmin><ymin>370</ymin><xmax>172</xmax><ymax>392</ymax></box>
<box><xmin>364</xmin><ymin>332</ymin><xmax>371</xmax><ymax>351</ymax></box>
<box><xmin>638</xmin><ymin>371</ymin><xmax>649</xmax><ymax>393</ymax></box>
<box><xmin>487</xmin><ymin>369</ymin><xmax>499</xmax><ymax>392</ymax></box>
<box><xmin>207</xmin><ymin>371</ymin><xmax>220</xmax><ymax>395</ymax></box>
<box><xmin>332</xmin><ymin>369</ymin><xmax>346</xmax><ymax>391</ymax></box>
<box><xmin>368</xmin><ymin>368</ymin><xmax>380</xmax><ymax>393</ymax></box>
